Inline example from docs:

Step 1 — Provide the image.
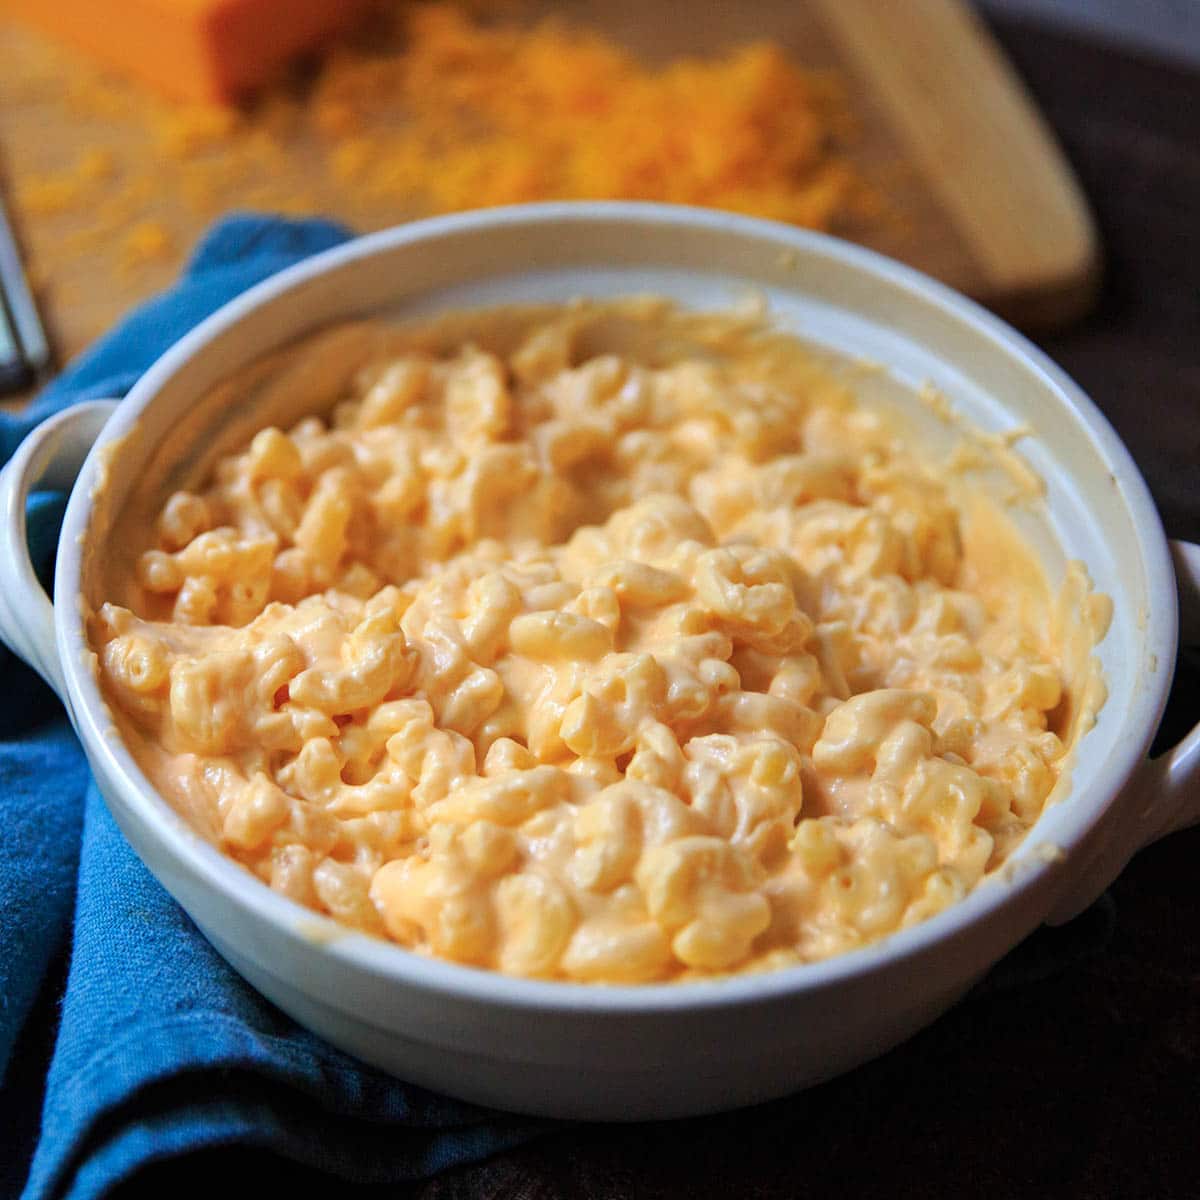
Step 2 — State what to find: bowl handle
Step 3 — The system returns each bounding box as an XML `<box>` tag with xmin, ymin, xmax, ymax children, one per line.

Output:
<box><xmin>1048</xmin><ymin>539</ymin><xmax>1200</xmax><ymax>924</ymax></box>
<box><xmin>0</xmin><ymin>401</ymin><xmax>119</xmax><ymax>699</ymax></box>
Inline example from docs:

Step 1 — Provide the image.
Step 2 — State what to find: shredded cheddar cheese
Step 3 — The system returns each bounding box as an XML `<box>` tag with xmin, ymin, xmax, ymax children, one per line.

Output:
<box><xmin>309</xmin><ymin>3</ymin><xmax>872</xmax><ymax>225</ymax></box>
<box><xmin>17</xmin><ymin>147</ymin><xmax>115</xmax><ymax>216</ymax></box>
<box><xmin>13</xmin><ymin>2</ymin><xmax>875</xmax><ymax>286</ymax></box>
<box><xmin>118</xmin><ymin>220</ymin><xmax>174</xmax><ymax>275</ymax></box>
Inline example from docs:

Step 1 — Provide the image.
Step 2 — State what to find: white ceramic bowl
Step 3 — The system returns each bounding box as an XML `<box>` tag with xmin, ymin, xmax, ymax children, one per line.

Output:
<box><xmin>2</xmin><ymin>204</ymin><xmax>1197</xmax><ymax>1121</ymax></box>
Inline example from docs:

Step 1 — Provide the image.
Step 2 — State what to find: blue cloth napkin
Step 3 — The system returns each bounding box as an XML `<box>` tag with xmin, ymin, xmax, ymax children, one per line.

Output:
<box><xmin>0</xmin><ymin>216</ymin><xmax>545</xmax><ymax>1200</ymax></box>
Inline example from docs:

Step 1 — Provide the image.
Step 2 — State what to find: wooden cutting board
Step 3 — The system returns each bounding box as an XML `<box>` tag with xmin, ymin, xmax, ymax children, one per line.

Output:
<box><xmin>0</xmin><ymin>0</ymin><xmax>1098</xmax><ymax>395</ymax></box>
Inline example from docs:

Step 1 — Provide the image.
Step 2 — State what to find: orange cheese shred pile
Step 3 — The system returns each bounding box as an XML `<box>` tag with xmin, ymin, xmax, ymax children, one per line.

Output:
<box><xmin>10</xmin><ymin>2</ymin><xmax>878</xmax><ymax>303</ymax></box>
<box><xmin>310</xmin><ymin>2</ymin><xmax>871</xmax><ymax>227</ymax></box>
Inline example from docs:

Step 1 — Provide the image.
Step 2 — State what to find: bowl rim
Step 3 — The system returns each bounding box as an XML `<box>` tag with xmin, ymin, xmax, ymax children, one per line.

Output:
<box><xmin>55</xmin><ymin>201</ymin><xmax>1177</xmax><ymax>1015</ymax></box>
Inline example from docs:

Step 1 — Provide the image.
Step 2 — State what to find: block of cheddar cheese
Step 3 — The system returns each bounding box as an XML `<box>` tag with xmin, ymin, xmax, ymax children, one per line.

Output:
<box><xmin>0</xmin><ymin>0</ymin><xmax>372</xmax><ymax>104</ymax></box>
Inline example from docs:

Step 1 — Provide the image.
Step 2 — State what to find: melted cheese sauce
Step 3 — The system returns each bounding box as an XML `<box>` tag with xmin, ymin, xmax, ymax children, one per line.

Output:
<box><xmin>91</xmin><ymin>299</ymin><xmax>1109</xmax><ymax>981</ymax></box>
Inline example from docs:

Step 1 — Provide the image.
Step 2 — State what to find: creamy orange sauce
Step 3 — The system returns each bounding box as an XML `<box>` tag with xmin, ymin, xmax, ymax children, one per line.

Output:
<box><xmin>90</xmin><ymin>300</ymin><xmax>1108</xmax><ymax>981</ymax></box>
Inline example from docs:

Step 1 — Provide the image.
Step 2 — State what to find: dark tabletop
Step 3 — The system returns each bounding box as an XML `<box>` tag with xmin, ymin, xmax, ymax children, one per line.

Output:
<box><xmin>20</xmin><ymin>14</ymin><xmax>1200</xmax><ymax>1199</ymax></box>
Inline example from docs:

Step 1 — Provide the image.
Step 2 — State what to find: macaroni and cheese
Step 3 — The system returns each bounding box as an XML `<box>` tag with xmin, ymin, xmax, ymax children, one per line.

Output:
<box><xmin>92</xmin><ymin>300</ymin><xmax>1108</xmax><ymax>981</ymax></box>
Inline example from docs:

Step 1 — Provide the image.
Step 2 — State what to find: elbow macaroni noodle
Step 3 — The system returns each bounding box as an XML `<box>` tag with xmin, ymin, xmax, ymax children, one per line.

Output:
<box><xmin>93</xmin><ymin>300</ymin><xmax>1107</xmax><ymax>982</ymax></box>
